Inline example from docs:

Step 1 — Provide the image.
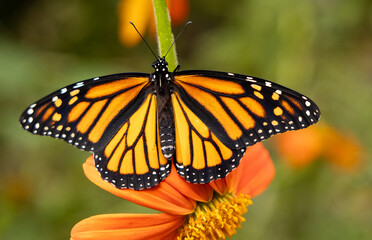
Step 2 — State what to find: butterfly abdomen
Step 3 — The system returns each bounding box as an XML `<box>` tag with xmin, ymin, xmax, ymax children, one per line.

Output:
<box><xmin>157</xmin><ymin>92</ymin><xmax>175</xmax><ymax>159</ymax></box>
<box><xmin>159</xmin><ymin>117</ymin><xmax>175</xmax><ymax>159</ymax></box>
<box><xmin>153</xmin><ymin>67</ymin><xmax>176</xmax><ymax>159</ymax></box>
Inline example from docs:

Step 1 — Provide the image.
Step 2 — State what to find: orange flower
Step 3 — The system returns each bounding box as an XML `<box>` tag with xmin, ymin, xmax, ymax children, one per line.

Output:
<box><xmin>273</xmin><ymin>123</ymin><xmax>364</xmax><ymax>171</ymax></box>
<box><xmin>70</xmin><ymin>143</ymin><xmax>275</xmax><ymax>240</ymax></box>
<box><xmin>118</xmin><ymin>0</ymin><xmax>189</xmax><ymax>47</ymax></box>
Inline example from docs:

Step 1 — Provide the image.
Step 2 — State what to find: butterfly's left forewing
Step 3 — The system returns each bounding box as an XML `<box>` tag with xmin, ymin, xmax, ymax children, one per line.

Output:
<box><xmin>20</xmin><ymin>73</ymin><xmax>151</xmax><ymax>152</ymax></box>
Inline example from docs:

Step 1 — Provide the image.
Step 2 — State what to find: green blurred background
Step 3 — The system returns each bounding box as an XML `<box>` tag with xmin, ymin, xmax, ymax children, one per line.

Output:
<box><xmin>1</xmin><ymin>0</ymin><xmax>371</xmax><ymax>239</ymax></box>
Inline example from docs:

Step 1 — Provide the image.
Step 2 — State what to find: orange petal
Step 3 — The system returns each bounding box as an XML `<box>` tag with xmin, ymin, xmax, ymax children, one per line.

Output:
<box><xmin>165</xmin><ymin>163</ymin><xmax>213</xmax><ymax>202</ymax></box>
<box><xmin>323</xmin><ymin>126</ymin><xmax>364</xmax><ymax>171</ymax></box>
<box><xmin>273</xmin><ymin>125</ymin><xmax>324</xmax><ymax>168</ymax></box>
<box><xmin>208</xmin><ymin>178</ymin><xmax>229</xmax><ymax>195</ymax></box>
<box><xmin>84</xmin><ymin>156</ymin><xmax>195</xmax><ymax>215</ymax></box>
<box><xmin>167</xmin><ymin>0</ymin><xmax>189</xmax><ymax>26</ymax></box>
<box><xmin>118</xmin><ymin>0</ymin><xmax>153</xmax><ymax>46</ymax></box>
<box><xmin>226</xmin><ymin>143</ymin><xmax>275</xmax><ymax>198</ymax></box>
<box><xmin>71</xmin><ymin>213</ymin><xmax>184</xmax><ymax>240</ymax></box>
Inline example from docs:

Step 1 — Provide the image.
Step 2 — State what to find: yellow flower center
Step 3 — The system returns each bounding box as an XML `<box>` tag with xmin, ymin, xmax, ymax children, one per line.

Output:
<box><xmin>178</xmin><ymin>193</ymin><xmax>252</xmax><ymax>240</ymax></box>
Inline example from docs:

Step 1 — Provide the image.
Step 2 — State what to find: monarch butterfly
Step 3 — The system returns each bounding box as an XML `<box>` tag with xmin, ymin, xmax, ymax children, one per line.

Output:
<box><xmin>20</xmin><ymin>22</ymin><xmax>320</xmax><ymax>190</ymax></box>
<box><xmin>20</xmin><ymin>55</ymin><xmax>320</xmax><ymax>190</ymax></box>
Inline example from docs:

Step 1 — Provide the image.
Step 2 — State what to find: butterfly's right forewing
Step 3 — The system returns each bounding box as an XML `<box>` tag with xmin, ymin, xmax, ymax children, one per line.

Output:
<box><xmin>172</xmin><ymin>71</ymin><xmax>320</xmax><ymax>150</ymax></box>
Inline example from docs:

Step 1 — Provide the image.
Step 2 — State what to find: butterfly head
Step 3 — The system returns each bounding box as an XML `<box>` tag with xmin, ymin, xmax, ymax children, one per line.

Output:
<box><xmin>152</xmin><ymin>57</ymin><xmax>169</xmax><ymax>74</ymax></box>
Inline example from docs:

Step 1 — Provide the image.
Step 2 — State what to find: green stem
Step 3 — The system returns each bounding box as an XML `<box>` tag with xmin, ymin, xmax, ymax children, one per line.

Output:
<box><xmin>153</xmin><ymin>0</ymin><xmax>178</xmax><ymax>71</ymax></box>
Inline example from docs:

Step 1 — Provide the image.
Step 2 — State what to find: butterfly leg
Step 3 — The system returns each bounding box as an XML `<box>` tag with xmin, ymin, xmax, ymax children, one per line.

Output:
<box><xmin>173</xmin><ymin>64</ymin><xmax>181</xmax><ymax>72</ymax></box>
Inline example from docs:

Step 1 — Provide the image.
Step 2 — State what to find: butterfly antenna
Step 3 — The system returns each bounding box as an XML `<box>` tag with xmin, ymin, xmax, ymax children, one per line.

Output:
<box><xmin>164</xmin><ymin>21</ymin><xmax>192</xmax><ymax>58</ymax></box>
<box><xmin>129</xmin><ymin>21</ymin><xmax>158</xmax><ymax>59</ymax></box>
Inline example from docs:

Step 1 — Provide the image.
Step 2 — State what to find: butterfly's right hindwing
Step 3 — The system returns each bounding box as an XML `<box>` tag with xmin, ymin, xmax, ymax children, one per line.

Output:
<box><xmin>172</xmin><ymin>92</ymin><xmax>246</xmax><ymax>184</ymax></box>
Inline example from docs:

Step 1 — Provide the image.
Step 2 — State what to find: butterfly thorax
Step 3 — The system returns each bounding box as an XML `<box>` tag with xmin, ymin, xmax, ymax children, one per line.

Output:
<box><xmin>152</xmin><ymin>58</ymin><xmax>175</xmax><ymax>159</ymax></box>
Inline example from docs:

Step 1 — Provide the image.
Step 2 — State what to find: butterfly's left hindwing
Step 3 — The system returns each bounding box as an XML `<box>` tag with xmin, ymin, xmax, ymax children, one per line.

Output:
<box><xmin>95</xmin><ymin>94</ymin><xmax>171</xmax><ymax>190</ymax></box>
